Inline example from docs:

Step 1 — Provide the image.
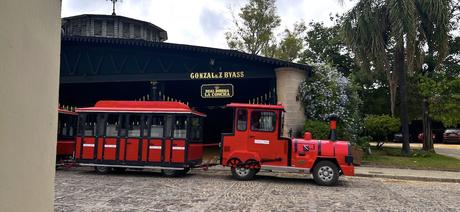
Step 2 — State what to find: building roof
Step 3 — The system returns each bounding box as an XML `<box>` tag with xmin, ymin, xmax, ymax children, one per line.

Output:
<box><xmin>76</xmin><ymin>101</ymin><xmax>206</xmax><ymax>117</ymax></box>
<box><xmin>61</xmin><ymin>35</ymin><xmax>312</xmax><ymax>72</ymax></box>
<box><xmin>62</xmin><ymin>14</ymin><xmax>168</xmax><ymax>41</ymax></box>
<box><xmin>226</xmin><ymin>103</ymin><xmax>285</xmax><ymax>110</ymax></box>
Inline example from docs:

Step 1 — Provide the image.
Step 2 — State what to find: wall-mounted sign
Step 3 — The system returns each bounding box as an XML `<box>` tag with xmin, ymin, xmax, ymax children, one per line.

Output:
<box><xmin>201</xmin><ymin>84</ymin><xmax>234</xmax><ymax>98</ymax></box>
<box><xmin>190</xmin><ymin>71</ymin><xmax>245</xmax><ymax>80</ymax></box>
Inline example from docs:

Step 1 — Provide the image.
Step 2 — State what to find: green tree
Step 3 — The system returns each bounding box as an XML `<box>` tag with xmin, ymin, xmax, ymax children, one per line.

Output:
<box><xmin>300</xmin><ymin>19</ymin><xmax>390</xmax><ymax>116</ymax></box>
<box><xmin>301</xmin><ymin>19</ymin><xmax>357</xmax><ymax>77</ymax></box>
<box><xmin>275</xmin><ymin>22</ymin><xmax>306</xmax><ymax>62</ymax></box>
<box><xmin>225</xmin><ymin>0</ymin><xmax>281</xmax><ymax>55</ymax></box>
<box><xmin>342</xmin><ymin>0</ymin><xmax>451</xmax><ymax>154</ymax></box>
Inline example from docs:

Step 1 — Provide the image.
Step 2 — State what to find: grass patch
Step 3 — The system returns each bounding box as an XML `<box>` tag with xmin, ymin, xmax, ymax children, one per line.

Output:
<box><xmin>363</xmin><ymin>147</ymin><xmax>460</xmax><ymax>171</ymax></box>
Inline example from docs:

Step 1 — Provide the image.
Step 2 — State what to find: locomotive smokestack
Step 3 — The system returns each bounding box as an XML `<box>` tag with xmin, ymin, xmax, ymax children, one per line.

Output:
<box><xmin>326</xmin><ymin>114</ymin><xmax>338</xmax><ymax>141</ymax></box>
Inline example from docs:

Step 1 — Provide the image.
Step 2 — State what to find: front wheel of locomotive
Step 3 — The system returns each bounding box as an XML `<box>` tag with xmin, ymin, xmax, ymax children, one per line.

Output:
<box><xmin>312</xmin><ymin>160</ymin><xmax>340</xmax><ymax>186</ymax></box>
<box><xmin>230</xmin><ymin>159</ymin><xmax>258</xmax><ymax>181</ymax></box>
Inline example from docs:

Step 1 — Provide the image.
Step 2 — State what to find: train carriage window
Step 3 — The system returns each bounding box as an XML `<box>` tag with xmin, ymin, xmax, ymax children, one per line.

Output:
<box><xmin>128</xmin><ymin>114</ymin><xmax>141</xmax><ymax>137</ymax></box>
<box><xmin>119</xmin><ymin>115</ymin><xmax>129</xmax><ymax>137</ymax></box>
<box><xmin>96</xmin><ymin>114</ymin><xmax>106</xmax><ymax>136</ymax></box>
<box><xmin>58</xmin><ymin>113</ymin><xmax>77</xmax><ymax>138</ymax></box>
<box><xmin>237</xmin><ymin>109</ymin><xmax>248</xmax><ymax>131</ymax></box>
<box><xmin>82</xmin><ymin>113</ymin><xmax>97</xmax><ymax>136</ymax></box>
<box><xmin>105</xmin><ymin>114</ymin><xmax>119</xmax><ymax>137</ymax></box>
<box><xmin>190</xmin><ymin>117</ymin><xmax>202</xmax><ymax>141</ymax></box>
<box><xmin>149</xmin><ymin>116</ymin><xmax>164</xmax><ymax>138</ymax></box>
<box><xmin>173</xmin><ymin>116</ymin><xmax>187</xmax><ymax>139</ymax></box>
<box><xmin>251</xmin><ymin>111</ymin><xmax>276</xmax><ymax>132</ymax></box>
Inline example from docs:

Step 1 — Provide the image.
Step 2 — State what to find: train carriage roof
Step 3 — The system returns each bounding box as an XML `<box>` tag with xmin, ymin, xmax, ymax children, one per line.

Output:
<box><xmin>58</xmin><ymin>109</ymin><xmax>78</xmax><ymax>116</ymax></box>
<box><xmin>76</xmin><ymin>101</ymin><xmax>206</xmax><ymax>117</ymax></box>
<box><xmin>226</xmin><ymin>103</ymin><xmax>285</xmax><ymax>110</ymax></box>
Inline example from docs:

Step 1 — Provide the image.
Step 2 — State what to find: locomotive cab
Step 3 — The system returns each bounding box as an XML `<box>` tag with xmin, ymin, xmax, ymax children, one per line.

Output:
<box><xmin>221</xmin><ymin>103</ymin><xmax>354</xmax><ymax>186</ymax></box>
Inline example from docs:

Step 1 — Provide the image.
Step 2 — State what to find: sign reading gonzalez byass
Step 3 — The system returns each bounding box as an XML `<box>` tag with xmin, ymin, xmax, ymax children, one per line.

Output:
<box><xmin>190</xmin><ymin>71</ymin><xmax>244</xmax><ymax>80</ymax></box>
<box><xmin>201</xmin><ymin>84</ymin><xmax>234</xmax><ymax>98</ymax></box>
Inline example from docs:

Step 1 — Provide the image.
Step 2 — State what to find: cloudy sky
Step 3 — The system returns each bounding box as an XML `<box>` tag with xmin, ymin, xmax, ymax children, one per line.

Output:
<box><xmin>61</xmin><ymin>0</ymin><xmax>356</xmax><ymax>49</ymax></box>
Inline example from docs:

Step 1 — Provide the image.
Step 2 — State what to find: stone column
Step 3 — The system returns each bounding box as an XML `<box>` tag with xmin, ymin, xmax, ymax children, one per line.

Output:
<box><xmin>275</xmin><ymin>67</ymin><xmax>307</xmax><ymax>137</ymax></box>
<box><xmin>0</xmin><ymin>0</ymin><xmax>61</xmax><ymax>211</ymax></box>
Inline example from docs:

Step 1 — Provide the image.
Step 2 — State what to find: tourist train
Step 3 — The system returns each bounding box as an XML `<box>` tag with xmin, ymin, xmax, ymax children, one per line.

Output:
<box><xmin>58</xmin><ymin>100</ymin><xmax>354</xmax><ymax>186</ymax></box>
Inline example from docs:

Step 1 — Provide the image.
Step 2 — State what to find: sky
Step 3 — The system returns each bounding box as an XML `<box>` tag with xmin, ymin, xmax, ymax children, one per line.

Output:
<box><xmin>61</xmin><ymin>0</ymin><xmax>356</xmax><ymax>49</ymax></box>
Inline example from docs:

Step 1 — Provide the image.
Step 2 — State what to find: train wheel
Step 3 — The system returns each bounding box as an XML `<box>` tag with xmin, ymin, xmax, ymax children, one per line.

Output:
<box><xmin>162</xmin><ymin>168</ymin><xmax>189</xmax><ymax>177</ymax></box>
<box><xmin>312</xmin><ymin>160</ymin><xmax>339</xmax><ymax>186</ymax></box>
<box><xmin>230</xmin><ymin>159</ymin><xmax>257</xmax><ymax>181</ymax></box>
<box><xmin>94</xmin><ymin>166</ymin><xmax>112</xmax><ymax>175</ymax></box>
<box><xmin>113</xmin><ymin>167</ymin><xmax>127</xmax><ymax>174</ymax></box>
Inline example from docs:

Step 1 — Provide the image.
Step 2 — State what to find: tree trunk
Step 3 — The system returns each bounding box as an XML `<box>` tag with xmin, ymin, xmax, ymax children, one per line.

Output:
<box><xmin>389</xmin><ymin>80</ymin><xmax>397</xmax><ymax>116</ymax></box>
<box><xmin>422</xmin><ymin>97</ymin><xmax>434</xmax><ymax>151</ymax></box>
<box><xmin>384</xmin><ymin>59</ymin><xmax>397</xmax><ymax>117</ymax></box>
<box><xmin>396</xmin><ymin>40</ymin><xmax>411</xmax><ymax>155</ymax></box>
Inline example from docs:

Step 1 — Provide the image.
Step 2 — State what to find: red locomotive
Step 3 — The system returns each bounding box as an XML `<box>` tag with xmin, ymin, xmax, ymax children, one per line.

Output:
<box><xmin>222</xmin><ymin>103</ymin><xmax>354</xmax><ymax>186</ymax></box>
<box><xmin>74</xmin><ymin>101</ymin><xmax>354</xmax><ymax>186</ymax></box>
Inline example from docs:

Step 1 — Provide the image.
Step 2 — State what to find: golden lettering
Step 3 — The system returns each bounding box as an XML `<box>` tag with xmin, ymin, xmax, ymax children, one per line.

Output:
<box><xmin>190</xmin><ymin>71</ymin><xmax>245</xmax><ymax>79</ymax></box>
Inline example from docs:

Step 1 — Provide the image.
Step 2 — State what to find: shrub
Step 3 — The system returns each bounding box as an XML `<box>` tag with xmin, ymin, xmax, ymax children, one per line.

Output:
<box><xmin>304</xmin><ymin>120</ymin><xmax>329</xmax><ymax>139</ymax></box>
<box><xmin>298</xmin><ymin>64</ymin><xmax>363</xmax><ymax>144</ymax></box>
<box><xmin>364</xmin><ymin>115</ymin><xmax>400</xmax><ymax>147</ymax></box>
<box><xmin>303</xmin><ymin>119</ymin><xmax>350</xmax><ymax>140</ymax></box>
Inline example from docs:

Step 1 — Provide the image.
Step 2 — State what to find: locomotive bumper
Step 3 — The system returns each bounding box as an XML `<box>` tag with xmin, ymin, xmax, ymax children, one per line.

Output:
<box><xmin>340</xmin><ymin>164</ymin><xmax>355</xmax><ymax>176</ymax></box>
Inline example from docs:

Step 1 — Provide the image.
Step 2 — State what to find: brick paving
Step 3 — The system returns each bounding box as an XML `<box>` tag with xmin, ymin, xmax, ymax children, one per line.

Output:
<box><xmin>55</xmin><ymin>168</ymin><xmax>460</xmax><ymax>211</ymax></box>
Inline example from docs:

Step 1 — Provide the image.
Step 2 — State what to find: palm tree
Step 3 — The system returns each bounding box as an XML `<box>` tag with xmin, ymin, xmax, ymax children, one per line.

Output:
<box><xmin>342</xmin><ymin>0</ymin><xmax>451</xmax><ymax>154</ymax></box>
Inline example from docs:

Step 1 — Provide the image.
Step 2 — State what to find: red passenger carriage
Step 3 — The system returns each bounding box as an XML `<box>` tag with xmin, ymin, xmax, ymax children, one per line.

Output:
<box><xmin>57</xmin><ymin>109</ymin><xmax>78</xmax><ymax>163</ymax></box>
<box><xmin>75</xmin><ymin>101</ymin><xmax>205</xmax><ymax>176</ymax></box>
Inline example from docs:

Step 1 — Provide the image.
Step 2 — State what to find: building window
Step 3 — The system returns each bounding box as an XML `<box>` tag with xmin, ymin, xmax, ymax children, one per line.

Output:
<box><xmin>106</xmin><ymin>20</ymin><xmax>114</xmax><ymax>36</ymax></box>
<box><xmin>146</xmin><ymin>29</ymin><xmax>151</xmax><ymax>40</ymax></box>
<box><xmin>81</xmin><ymin>20</ymin><xmax>87</xmax><ymax>36</ymax></box>
<box><xmin>251</xmin><ymin>111</ymin><xmax>276</xmax><ymax>132</ymax></box>
<box><xmin>122</xmin><ymin>22</ymin><xmax>130</xmax><ymax>38</ymax></box>
<box><xmin>134</xmin><ymin>25</ymin><xmax>141</xmax><ymax>38</ymax></box>
<box><xmin>94</xmin><ymin>20</ymin><xmax>102</xmax><ymax>36</ymax></box>
<box><xmin>71</xmin><ymin>22</ymin><xmax>81</xmax><ymax>35</ymax></box>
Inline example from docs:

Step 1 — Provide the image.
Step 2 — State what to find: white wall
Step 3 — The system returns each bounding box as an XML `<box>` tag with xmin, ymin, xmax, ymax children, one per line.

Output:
<box><xmin>0</xmin><ymin>0</ymin><xmax>61</xmax><ymax>211</ymax></box>
<box><xmin>275</xmin><ymin>67</ymin><xmax>307</xmax><ymax>136</ymax></box>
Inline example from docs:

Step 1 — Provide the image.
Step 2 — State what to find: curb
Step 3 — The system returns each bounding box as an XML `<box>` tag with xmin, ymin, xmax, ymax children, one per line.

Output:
<box><xmin>354</xmin><ymin>173</ymin><xmax>460</xmax><ymax>183</ymax></box>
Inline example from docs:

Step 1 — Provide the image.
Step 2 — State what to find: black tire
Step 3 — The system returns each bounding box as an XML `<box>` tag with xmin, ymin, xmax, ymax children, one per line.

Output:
<box><xmin>94</xmin><ymin>166</ymin><xmax>112</xmax><ymax>175</ymax></box>
<box><xmin>231</xmin><ymin>166</ymin><xmax>257</xmax><ymax>181</ymax></box>
<box><xmin>162</xmin><ymin>168</ymin><xmax>189</xmax><ymax>177</ymax></box>
<box><xmin>312</xmin><ymin>160</ymin><xmax>339</xmax><ymax>186</ymax></box>
<box><xmin>113</xmin><ymin>167</ymin><xmax>127</xmax><ymax>173</ymax></box>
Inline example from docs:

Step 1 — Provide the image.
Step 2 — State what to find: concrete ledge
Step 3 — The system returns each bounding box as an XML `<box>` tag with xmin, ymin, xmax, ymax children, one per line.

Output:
<box><xmin>355</xmin><ymin>166</ymin><xmax>460</xmax><ymax>183</ymax></box>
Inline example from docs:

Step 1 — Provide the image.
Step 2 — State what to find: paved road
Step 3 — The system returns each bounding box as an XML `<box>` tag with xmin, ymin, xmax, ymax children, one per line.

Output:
<box><xmin>55</xmin><ymin>168</ymin><xmax>460</xmax><ymax>211</ymax></box>
<box><xmin>374</xmin><ymin>142</ymin><xmax>460</xmax><ymax>159</ymax></box>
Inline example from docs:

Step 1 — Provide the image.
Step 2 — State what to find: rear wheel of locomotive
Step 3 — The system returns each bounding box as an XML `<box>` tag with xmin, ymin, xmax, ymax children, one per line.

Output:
<box><xmin>230</xmin><ymin>159</ymin><xmax>258</xmax><ymax>181</ymax></box>
<box><xmin>94</xmin><ymin>166</ymin><xmax>112</xmax><ymax>174</ymax></box>
<box><xmin>312</xmin><ymin>160</ymin><xmax>339</xmax><ymax>186</ymax></box>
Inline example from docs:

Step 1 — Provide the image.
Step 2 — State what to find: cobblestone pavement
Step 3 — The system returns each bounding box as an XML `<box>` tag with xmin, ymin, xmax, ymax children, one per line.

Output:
<box><xmin>55</xmin><ymin>168</ymin><xmax>460</xmax><ymax>211</ymax></box>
